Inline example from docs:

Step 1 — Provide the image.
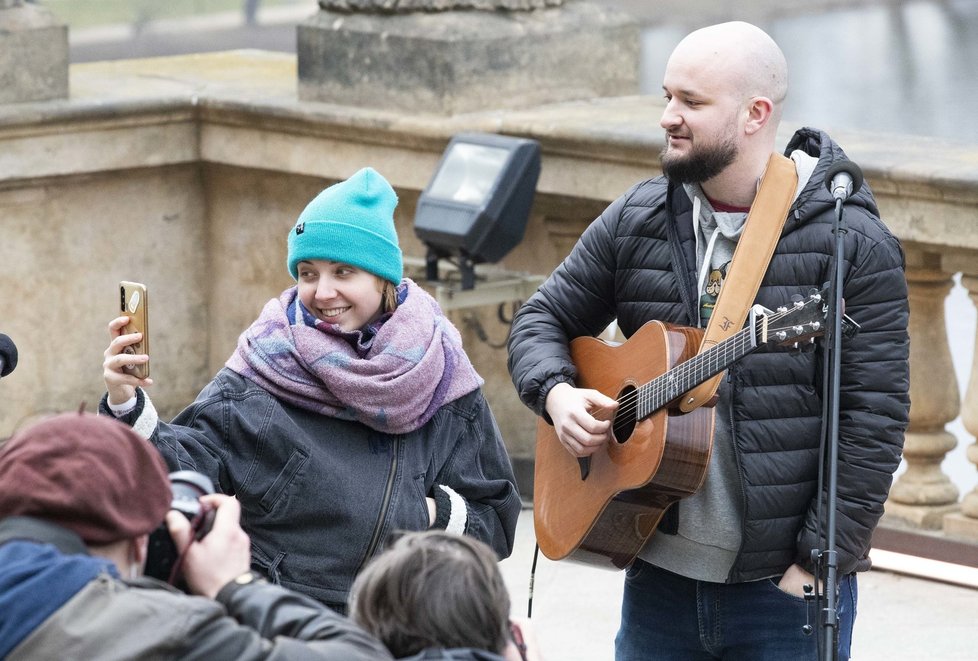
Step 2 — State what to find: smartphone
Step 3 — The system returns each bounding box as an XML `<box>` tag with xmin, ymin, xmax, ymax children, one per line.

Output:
<box><xmin>119</xmin><ymin>281</ymin><xmax>149</xmax><ymax>379</ymax></box>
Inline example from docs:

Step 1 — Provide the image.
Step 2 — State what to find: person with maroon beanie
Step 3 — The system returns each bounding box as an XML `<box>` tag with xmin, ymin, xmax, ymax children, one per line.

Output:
<box><xmin>0</xmin><ymin>410</ymin><xmax>391</xmax><ymax>660</ymax></box>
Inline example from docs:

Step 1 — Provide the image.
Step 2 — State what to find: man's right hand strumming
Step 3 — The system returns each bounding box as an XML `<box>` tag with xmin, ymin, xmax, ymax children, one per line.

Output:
<box><xmin>544</xmin><ymin>382</ymin><xmax>619</xmax><ymax>458</ymax></box>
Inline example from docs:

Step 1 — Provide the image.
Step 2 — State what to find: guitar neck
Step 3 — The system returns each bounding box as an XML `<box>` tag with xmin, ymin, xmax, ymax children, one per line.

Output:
<box><xmin>637</xmin><ymin>322</ymin><xmax>758</xmax><ymax>418</ymax></box>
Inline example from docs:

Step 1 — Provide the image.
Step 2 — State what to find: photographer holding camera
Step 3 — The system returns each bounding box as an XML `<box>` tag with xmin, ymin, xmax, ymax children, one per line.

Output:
<box><xmin>0</xmin><ymin>410</ymin><xmax>392</xmax><ymax>660</ymax></box>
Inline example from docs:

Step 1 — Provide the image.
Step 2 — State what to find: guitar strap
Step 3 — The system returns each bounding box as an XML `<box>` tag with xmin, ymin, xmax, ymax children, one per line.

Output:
<box><xmin>678</xmin><ymin>152</ymin><xmax>798</xmax><ymax>414</ymax></box>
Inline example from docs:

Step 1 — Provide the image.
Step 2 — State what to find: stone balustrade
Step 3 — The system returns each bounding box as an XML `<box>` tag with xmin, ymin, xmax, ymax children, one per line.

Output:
<box><xmin>0</xmin><ymin>50</ymin><xmax>976</xmax><ymax>553</ymax></box>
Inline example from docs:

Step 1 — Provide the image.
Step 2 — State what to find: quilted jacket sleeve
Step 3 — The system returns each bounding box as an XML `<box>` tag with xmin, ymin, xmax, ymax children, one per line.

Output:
<box><xmin>507</xmin><ymin>189</ymin><xmax>634</xmax><ymax>418</ymax></box>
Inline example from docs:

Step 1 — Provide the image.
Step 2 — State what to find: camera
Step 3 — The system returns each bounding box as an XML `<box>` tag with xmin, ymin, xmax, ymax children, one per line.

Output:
<box><xmin>144</xmin><ymin>470</ymin><xmax>217</xmax><ymax>586</ymax></box>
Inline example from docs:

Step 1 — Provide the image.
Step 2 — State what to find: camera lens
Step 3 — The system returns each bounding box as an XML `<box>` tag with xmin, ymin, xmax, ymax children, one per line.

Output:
<box><xmin>143</xmin><ymin>470</ymin><xmax>216</xmax><ymax>587</ymax></box>
<box><xmin>169</xmin><ymin>470</ymin><xmax>215</xmax><ymax>521</ymax></box>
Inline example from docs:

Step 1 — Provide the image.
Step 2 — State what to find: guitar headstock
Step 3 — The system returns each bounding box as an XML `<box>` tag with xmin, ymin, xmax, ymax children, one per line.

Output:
<box><xmin>755</xmin><ymin>289</ymin><xmax>831</xmax><ymax>348</ymax></box>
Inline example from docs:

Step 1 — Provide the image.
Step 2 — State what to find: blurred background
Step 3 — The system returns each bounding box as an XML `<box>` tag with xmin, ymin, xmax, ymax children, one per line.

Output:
<box><xmin>56</xmin><ymin>0</ymin><xmax>978</xmax><ymax>143</ymax></box>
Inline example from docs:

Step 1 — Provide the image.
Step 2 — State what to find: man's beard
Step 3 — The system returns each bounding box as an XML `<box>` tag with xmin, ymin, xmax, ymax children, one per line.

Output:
<box><xmin>660</xmin><ymin>135</ymin><xmax>737</xmax><ymax>184</ymax></box>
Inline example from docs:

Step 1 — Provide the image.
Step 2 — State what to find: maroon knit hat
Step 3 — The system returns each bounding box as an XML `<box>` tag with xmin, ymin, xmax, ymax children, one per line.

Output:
<box><xmin>0</xmin><ymin>411</ymin><xmax>172</xmax><ymax>544</ymax></box>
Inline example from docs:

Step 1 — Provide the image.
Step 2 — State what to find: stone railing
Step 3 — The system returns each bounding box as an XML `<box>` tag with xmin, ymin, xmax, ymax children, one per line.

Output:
<box><xmin>0</xmin><ymin>50</ymin><xmax>976</xmax><ymax>555</ymax></box>
<box><xmin>850</xmin><ymin>141</ymin><xmax>978</xmax><ymax>545</ymax></box>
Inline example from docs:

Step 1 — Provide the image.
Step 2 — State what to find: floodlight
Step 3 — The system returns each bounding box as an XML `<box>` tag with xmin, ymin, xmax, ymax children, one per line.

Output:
<box><xmin>414</xmin><ymin>132</ymin><xmax>541</xmax><ymax>290</ymax></box>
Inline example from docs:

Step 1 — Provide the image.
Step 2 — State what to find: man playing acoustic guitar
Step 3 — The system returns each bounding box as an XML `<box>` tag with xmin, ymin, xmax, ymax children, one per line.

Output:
<box><xmin>507</xmin><ymin>21</ymin><xmax>909</xmax><ymax>661</ymax></box>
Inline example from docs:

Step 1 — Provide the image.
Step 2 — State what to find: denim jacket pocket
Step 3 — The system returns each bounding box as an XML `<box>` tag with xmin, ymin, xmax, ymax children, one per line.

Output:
<box><xmin>259</xmin><ymin>448</ymin><xmax>308</xmax><ymax>513</ymax></box>
<box><xmin>412</xmin><ymin>471</ymin><xmax>432</xmax><ymax>528</ymax></box>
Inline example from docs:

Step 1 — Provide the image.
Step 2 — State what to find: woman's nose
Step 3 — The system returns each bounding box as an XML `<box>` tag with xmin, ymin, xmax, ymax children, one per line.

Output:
<box><xmin>315</xmin><ymin>277</ymin><xmax>337</xmax><ymax>300</ymax></box>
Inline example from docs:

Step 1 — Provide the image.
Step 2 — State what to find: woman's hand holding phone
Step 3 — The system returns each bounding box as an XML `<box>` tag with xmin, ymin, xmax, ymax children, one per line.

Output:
<box><xmin>103</xmin><ymin>315</ymin><xmax>153</xmax><ymax>405</ymax></box>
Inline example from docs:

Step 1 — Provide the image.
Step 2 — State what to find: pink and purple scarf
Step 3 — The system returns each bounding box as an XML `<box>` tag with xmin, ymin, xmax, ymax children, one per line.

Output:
<box><xmin>226</xmin><ymin>280</ymin><xmax>482</xmax><ymax>434</ymax></box>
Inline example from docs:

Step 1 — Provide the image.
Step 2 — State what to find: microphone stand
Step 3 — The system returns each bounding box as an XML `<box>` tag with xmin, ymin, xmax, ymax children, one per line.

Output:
<box><xmin>810</xmin><ymin>161</ymin><xmax>862</xmax><ymax>661</ymax></box>
<box><xmin>818</xmin><ymin>192</ymin><xmax>845</xmax><ymax>661</ymax></box>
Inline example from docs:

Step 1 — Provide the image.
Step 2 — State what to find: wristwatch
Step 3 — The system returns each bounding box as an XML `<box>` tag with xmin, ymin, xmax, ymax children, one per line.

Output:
<box><xmin>216</xmin><ymin>569</ymin><xmax>268</xmax><ymax>605</ymax></box>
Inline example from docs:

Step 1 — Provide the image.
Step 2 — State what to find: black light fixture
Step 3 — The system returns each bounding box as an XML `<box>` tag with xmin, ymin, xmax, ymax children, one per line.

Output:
<box><xmin>414</xmin><ymin>132</ymin><xmax>541</xmax><ymax>290</ymax></box>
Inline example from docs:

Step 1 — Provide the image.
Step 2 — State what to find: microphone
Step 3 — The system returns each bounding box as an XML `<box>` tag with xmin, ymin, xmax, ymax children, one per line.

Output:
<box><xmin>824</xmin><ymin>161</ymin><xmax>864</xmax><ymax>201</ymax></box>
<box><xmin>0</xmin><ymin>333</ymin><xmax>18</xmax><ymax>378</ymax></box>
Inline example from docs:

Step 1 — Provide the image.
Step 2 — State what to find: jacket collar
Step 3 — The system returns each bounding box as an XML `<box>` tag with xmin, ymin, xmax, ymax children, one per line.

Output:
<box><xmin>0</xmin><ymin>516</ymin><xmax>90</xmax><ymax>556</ymax></box>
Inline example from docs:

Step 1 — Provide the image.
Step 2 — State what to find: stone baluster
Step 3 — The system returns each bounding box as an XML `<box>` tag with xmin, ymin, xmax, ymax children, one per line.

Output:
<box><xmin>886</xmin><ymin>266</ymin><xmax>961</xmax><ymax>529</ymax></box>
<box><xmin>944</xmin><ymin>273</ymin><xmax>978</xmax><ymax>540</ymax></box>
<box><xmin>0</xmin><ymin>0</ymin><xmax>69</xmax><ymax>104</ymax></box>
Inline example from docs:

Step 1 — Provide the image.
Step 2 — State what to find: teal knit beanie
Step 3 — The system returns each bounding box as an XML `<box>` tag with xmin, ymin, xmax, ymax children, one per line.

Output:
<box><xmin>287</xmin><ymin>167</ymin><xmax>403</xmax><ymax>284</ymax></box>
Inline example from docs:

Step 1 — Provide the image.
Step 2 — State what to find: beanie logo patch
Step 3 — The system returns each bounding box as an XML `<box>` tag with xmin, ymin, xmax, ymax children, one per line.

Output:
<box><xmin>295</xmin><ymin>222</ymin><xmax>305</xmax><ymax>235</ymax></box>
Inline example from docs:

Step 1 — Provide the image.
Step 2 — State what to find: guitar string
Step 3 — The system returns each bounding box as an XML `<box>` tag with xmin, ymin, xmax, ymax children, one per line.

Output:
<box><xmin>628</xmin><ymin>307</ymin><xmax>798</xmax><ymax>416</ymax></box>
<box><xmin>609</xmin><ymin>329</ymin><xmax>756</xmax><ymax>435</ymax></box>
<box><xmin>594</xmin><ymin>328</ymin><xmax>754</xmax><ymax>428</ymax></box>
<box><xmin>615</xmin><ymin>304</ymin><xmax>810</xmax><ymax>421</ymax></box>
<box><xmin>585</xmin><ymin>304</ymin><xmax>812</xmax><ymax>431</ymax></box>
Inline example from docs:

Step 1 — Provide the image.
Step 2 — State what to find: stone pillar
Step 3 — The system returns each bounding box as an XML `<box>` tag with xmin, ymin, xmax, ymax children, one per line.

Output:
<box><xmin>944</xmin><ymin>273</ymin><xmax>978</xmax><ymax>539</ymax></box>
<box><xmin>297</xmin><ymin>0</ymin><xmax>639</xmax><ymax>114</ymax></box>
<box><xmin>0</xmin><ymin>0</ymin><xmax>69</xmax><ymax>104</ymax></box>
<box><xmin>886</xmin><ymin>266</ymin><xmax>961</xmax><ymax>529</ymax></box>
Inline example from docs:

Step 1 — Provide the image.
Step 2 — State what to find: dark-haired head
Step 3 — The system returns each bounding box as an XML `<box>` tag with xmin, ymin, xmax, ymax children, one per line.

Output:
<box><xmin>349</xmin><ymin>530</ymin><xmax>510</xmax><ymax>657</ymax></box>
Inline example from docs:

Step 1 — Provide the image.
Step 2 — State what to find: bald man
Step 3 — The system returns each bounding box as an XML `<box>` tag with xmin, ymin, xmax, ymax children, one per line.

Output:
<box><xmin>508</xmin><ymin>21</ymin><xmax>909</xmax><ymax>661</ymax></box>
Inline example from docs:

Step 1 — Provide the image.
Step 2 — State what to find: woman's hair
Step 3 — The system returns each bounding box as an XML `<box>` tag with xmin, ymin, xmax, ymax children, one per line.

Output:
<box><xmin>349</xmin><ymin>530</ymin><xmax>511</xmax><ymax>657</ymax></box>
<box><xmin>380</xmin><ymin>278</ymin><xmax>398</xmax><ymax>315</ymax></box>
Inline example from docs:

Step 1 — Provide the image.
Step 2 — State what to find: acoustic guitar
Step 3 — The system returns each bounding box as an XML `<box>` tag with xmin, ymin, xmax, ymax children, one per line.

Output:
<box><xmin>533</xmin><ymin>289</ymin><xmax>848</xmax><ymax>570</ymax></box>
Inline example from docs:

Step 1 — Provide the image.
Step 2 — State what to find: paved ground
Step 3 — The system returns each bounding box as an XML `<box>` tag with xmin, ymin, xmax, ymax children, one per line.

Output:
<box><xmin>499</xmin><ymin>508</ymin><xmax>978</xmax><ymax>661</ymax></box>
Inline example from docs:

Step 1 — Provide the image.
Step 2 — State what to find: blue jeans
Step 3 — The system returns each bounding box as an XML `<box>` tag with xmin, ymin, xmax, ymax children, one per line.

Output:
<box><xmin>615</xmin><ymin>560</ymin><xmax>857</xmax><ymax>661</ymax></box>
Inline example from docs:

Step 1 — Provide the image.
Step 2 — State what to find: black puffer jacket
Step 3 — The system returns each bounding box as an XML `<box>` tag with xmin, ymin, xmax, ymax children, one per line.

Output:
<box><xmin>508</xmin><ymin>128</ymin><xmax>910</xmax><ymax>581</ymax></box>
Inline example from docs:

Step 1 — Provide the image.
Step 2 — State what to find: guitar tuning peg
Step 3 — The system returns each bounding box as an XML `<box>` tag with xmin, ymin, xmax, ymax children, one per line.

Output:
<box><xmin>790</xmin><ymin>294</ymin><xmax>804</xmax><ymax>303</ymax></box>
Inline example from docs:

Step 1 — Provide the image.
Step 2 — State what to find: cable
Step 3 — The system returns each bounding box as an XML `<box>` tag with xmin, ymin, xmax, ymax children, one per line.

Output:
<box><xmin>527</xmin><ymin>542</ymin><xmax>540</xmax><ymax>619</ymax></box>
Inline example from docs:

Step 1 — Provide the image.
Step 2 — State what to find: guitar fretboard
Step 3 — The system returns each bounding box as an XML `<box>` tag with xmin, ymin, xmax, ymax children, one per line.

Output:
<box><xmin>635</xmin><ymin>322</ymin><xmax>759</xmax><ymax>419</ymax></box>
<box><xmin>608</xmin><ymin>292</ymin><xmax>827</xmax><ymax>434</ymax></box>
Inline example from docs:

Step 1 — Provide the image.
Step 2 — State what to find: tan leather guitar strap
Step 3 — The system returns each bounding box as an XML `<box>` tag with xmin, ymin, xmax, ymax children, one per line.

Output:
<box><xmin>679</xmin><ymin>152</ymin><xmax>798</xmax><ymax>414</ymax></box>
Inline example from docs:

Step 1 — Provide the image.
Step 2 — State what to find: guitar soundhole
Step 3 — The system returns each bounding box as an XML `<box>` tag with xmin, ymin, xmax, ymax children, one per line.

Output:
<box><xmin>612</xmin><ymin>385</ymin><xmax>637</xmax><ymax>443</ymax></box>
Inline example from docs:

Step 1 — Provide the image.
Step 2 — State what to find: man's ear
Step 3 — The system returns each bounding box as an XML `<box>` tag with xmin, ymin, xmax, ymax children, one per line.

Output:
<box><xmin>132</xmin><ymin>534</ymin><xmax>149</xmax><ymax>569</ymax></box>
<box><xmin>744</xmin><ymin>96</ymin><xmax>774</xmax><ymax>135</ymax></box>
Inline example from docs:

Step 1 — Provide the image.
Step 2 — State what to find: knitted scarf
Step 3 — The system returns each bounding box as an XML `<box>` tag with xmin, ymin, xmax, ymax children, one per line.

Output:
<box><xmin>226</xmin><ymin>280</ymin><xmax>483</xmax><ymax>435</ymax></box>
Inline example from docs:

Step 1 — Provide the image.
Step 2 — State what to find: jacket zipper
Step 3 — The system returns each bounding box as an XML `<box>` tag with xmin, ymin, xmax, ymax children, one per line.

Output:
<box><xmin>664</xmin><ymin>184</ymin><xmax>700</xmax><ymax>325</ymax></box>
<box><xmin>726</xmin><ymin>366</ymin><xmax>750</xmax><ymax>582</ymax></box>
<box><xmin>357</xmin><ymin>436</ymin><xmax>400</xmax><ymax>573</ymax></box>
